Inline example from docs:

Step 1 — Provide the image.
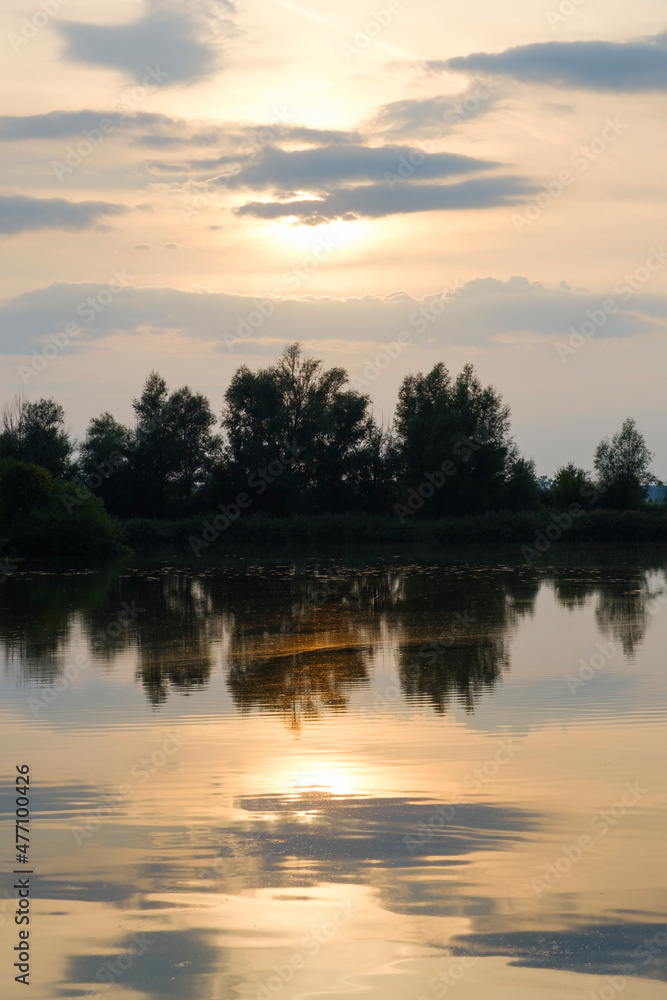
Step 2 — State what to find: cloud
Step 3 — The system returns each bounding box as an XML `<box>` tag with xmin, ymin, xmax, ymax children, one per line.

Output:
<box><xmin>143</xmin><ymin>126</ymin><xmax>366</xmax><ymax>176</ymax></box>
<box><xmin>371</xmin><ymin>82</ymin><xmax>502</xmax><ymax>137</ymax></box>
<box><xmin>234</xmin><ymin>176</ymin><xmax>535</xmax><ymax>222</ymax></box>
<box><xmin>0</xmin><ymin>110</ymin><xmax>172</xmax><ymax>141</ymax></box>
<box><xmin>57</xmin><ymin>0</ymin><xmax>234</xmax><ymax>85</ymax></box>
<box><xmin>205</xmin><ymin>142</ymin><xmax>521</xmax><ymax>222</ymax></box>
<box><xmin>446</xmin><ymin>31</ymin><xmax>667</xmax><ymax>92</ymax></box>
<box><xmin>1</xmin><ymin>275</ymin><xmax>665</xmax><ymax>355</ymax></box>
<box><xmin>0</xmin><ymin>109</ymin><xmax>223</xmax><ymax>150</ymax></box>
<box><xmin>224</xmin><ymin>143</ymin><xmax>497</xmax><ymax>193</ymax></box>
<box><xmin>0</xmin><ymin>195</ymin><xmax>125</xmax><ymax>236</ymax></box>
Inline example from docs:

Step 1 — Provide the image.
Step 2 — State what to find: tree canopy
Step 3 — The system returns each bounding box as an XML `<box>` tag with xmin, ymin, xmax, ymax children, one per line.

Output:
<box><xmin>593</xmin><ymin>417</ymin><xmax>658</xmax><ymax>509</ymax></box>
<box><xmin>1</xmin><ymin>346</ymin><xmax>661</xmax><ymax>525</ymax></box>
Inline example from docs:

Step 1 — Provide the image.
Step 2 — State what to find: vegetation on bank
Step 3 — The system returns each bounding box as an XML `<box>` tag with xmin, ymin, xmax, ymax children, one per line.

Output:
<box><xmin>0</xmin><ymin>342</ymin><xmax>663</xmax><ymax>558</ymax></box>
<box><xmin>121</xmin><ymin>508</ymin><xmax>667</xmax><ymax>555</ymax></box>
<box><xmin>0</xmin><ymin>459</ymin><xmax>128</xmax><ymax>557</ymax></box>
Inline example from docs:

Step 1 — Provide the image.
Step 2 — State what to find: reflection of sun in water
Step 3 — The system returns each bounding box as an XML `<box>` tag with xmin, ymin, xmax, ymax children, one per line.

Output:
<box><xmin>276</xmin><ymin>217</ymin><xmax>368</xmax><ymax>253</ymax></box>
<box><xmin>287</xmin><ymin>766</ymin><xmax>356</xmax><ymax>798</ymax></box>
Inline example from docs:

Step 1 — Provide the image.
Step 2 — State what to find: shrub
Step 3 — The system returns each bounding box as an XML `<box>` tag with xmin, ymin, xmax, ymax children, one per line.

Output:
<box><xmin>0</xmin><ymin>459</ymin><xmax>128</xmax><ymax>557</ymax></box>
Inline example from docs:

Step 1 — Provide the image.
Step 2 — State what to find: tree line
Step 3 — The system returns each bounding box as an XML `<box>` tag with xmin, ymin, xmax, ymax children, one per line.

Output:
<box><xmin>0</xmin><ymin>342</ymin><xmax>661</xmax><ymax>522</ymax></box>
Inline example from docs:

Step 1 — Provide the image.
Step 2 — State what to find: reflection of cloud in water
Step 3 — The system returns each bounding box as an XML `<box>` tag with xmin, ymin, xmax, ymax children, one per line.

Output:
<box><xmin>62</xmin><ymin>929</ymin><xmax>222</xmax><ymax>1000</ymax></box>
<box><xmin>452</xmin><ymin>920</ymin><xmax>667</xmax><ymax>982</ymax></box>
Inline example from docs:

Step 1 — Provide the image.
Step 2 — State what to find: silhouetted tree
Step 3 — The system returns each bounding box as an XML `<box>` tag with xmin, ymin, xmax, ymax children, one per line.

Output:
<box><xmin>549</xmin><ymin>463</ymin><xmax>596</xmax><ymax>510</ymax></box>
<box><xmin>347</xmin><ymin>422</ymin><xmax>400</xmax><ymax>513</ymax></box>
<box><xmin>221</xmin><ymin>343</ymin><xmax>371</xmax><ymax>513</ymax></box>
<box><xmin>593</xmin><ymin>418</ymin><xmax>658</xmax><ymax>510</ymax></box>
<box><xmin>0</xmin><ymin>395</ymin><xmax>72</xmax><ymax>477</ymax></box>
<box><xmin>395</xmin><ymin>363</ymin><xmax>524</xmax><ymax>515</ymax></box>
<box><xmin>78</xmin><ymin>412</ymin><xmax>135</xmax><ymax>517</ymax></box>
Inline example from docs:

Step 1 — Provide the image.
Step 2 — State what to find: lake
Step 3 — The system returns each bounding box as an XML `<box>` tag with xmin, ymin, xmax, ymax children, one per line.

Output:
<box><xmin>1</xmin><ymin>551</ymin><xmax>666</xmax><ymax>1000</ymax></box>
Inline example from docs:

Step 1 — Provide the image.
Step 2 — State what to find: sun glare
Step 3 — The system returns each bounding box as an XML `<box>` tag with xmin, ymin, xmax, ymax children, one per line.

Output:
<box><xmin>287</xmin><ymin>766</ymin><xmax>357</xmax><ymax>798</ymax></box>
<box><xmin>276</xmin><ymin>216</ymin><xmax>367</xmax><ymax>253</ymax></box>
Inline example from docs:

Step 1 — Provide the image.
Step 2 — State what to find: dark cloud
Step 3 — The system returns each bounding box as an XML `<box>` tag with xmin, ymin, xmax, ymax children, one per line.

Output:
<box><xmin>0</xmin><ymin>110</ymin><xmax>175</xmax><ymax>140</ymax></box>
<box><xmin>446</xmin><ymin>31</ymin><xmax>667</xmax><ymax>92</ymax></box>
<box><xmin>57</xmin><ymin>0</ymin><xmax>234</xmax><ymax>85</ymax></box>
<box><xmin>0</xmin><ymin>195</ymin><xmax>125</xmax><ymax>236</ymax></box>
<box><xmin>234</xmin><ymin>176</ymin><xmax>534</xmax><ymax>223</ymax></box>
<box><xmin>0</xmin><ymin>110</ymin><xmax>222</xmax><ymax>154</ymax></box>
<box><xmin>225</xmin><ymin>143</ymin><xmax>496</xmax><ymax>193</ymax></box>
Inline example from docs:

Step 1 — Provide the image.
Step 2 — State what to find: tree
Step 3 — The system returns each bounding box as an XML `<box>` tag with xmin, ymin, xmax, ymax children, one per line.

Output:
<box><xmin>164</xmin><ymin>386</ymin><xmax>220</xmax><ymax>505</ymax></box>
<box><xmin>221</xmin><ymin>343</ymin><xmax>371</xmax><ymax>513</ymax></box>
<box><xmin>130</xmin><ymin>372</ymin><xmax>172</xmax><ymax>515</ymax></box>
<box><xmin>346</xmin><ymin>422</ymin><xmax>400</xmax><ymax>514</ymax></box>
<box><xmin>395</xmin><ymin>362</ymin><xmax>517</xmax><ymax>515</ymax></box>
<box><xmin>129</xmin><ymin>373</ymin><xmax>219</xmax><ymax>514</ymax></box>
<box><xmin>550</xmin><ymin>463</ymin><xmax>596</xmax><ymax>510</ymax></box>
<box><xmin>78</xmin><ymin>412</ymin><xmax>134</xmax><ymax>517</ymax></box>
<box><xmin>593</xmin><ymin>418</ymin><xmax>658</xmax><ymax>510</ymax></box>
<box><xmin>502</xmin><ymin>456</ymin><xmax>540</xmax><ymax>511</ymax></box>
<box><xmin>0</xmin><ymin>395</ymin><xmax>72</xmax><ymax>477</ymax></box>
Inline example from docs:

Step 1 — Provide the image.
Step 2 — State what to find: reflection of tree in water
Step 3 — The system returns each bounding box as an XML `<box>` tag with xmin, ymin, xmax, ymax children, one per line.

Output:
<box><xmin>129</xmin><ymin>572</ymin><xmax>219</xmax><ymax>705</ymax></box>
<box><xmin>5</xmin><ymin>561</ymin><xmax>665</xmax><ymax>714</ymax></box>
<box><xmin>396</xmin><ymin>568</ymin><xmax>539</xmax><ymax>714</ymax></box>
<box><xmin>229</xmin><ymin>643</ymin><xmax>368</xmax><ymax>731</ymax></box>
<box><xmin>551</xmin><ymin>567</ymin><xmax>667</xmax><ymax>657</ymax></box>
<box><xmin>224</xmin><ymin>570</ymin><xmax>388</xmax><ymax>729</ymax></box>
<box><xmin>224</xmin><ymin>566</ymin><xmax>540</xmax><ymax>722</ymax></box>
<box><xmin>594</xmin><ymin>582</ymin><xmax>653</xmax><ymax>658</ymax></box>
<box><xmin>0</xmin><ymin>568</ymin><xmax>121</xmax><ymax>682</ymax></box>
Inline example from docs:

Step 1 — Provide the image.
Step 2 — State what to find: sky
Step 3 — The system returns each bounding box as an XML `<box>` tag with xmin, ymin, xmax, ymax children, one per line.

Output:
<box><xmin>1</xmin><ymin>0</ymin><xmax>666</xmax><ymax>476</ymax></box>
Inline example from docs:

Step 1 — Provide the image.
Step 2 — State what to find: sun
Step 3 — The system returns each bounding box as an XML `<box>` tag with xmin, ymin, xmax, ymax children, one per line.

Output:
<box><xmin>275</xmin><ymin>216</ymin><xmax>368</xmax><ymax>253</ymax></box>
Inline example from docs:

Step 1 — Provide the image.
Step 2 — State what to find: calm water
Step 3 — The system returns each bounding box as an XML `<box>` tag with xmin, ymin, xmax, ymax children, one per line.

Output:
<box><xmin>1</xmin><ymin>554</ymin><xmax>667</xmax><ymax>1000</ymax></box>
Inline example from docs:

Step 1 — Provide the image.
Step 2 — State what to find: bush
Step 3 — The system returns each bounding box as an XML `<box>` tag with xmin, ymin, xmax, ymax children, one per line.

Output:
<box><xmin>0</xmin><ymin>459</ymin><xmax>128</xmax><ymax>557</ymax></box>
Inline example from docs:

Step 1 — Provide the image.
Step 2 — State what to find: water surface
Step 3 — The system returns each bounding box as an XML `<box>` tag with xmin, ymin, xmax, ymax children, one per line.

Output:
<box><xmin>1</xmin><ymin>554</ymin><xmax>666</xmax><ymax>999</ymax></box>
